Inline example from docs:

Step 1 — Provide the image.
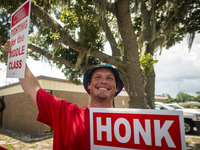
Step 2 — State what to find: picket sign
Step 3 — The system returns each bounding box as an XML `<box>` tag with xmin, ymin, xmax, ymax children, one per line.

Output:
<box><xmin>90</xmin><ymin>108</ymin><xmax>186</xmax><ymax>150</ymax></box>
<box><xmin>7</xmin><ymin>0</ymin><xmax>31</xmax><ymax>78</ymax></box>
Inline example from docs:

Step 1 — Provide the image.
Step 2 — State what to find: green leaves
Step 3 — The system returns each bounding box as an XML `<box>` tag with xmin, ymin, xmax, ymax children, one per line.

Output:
<box><xmin>50</xmin><ymin>30</ymin><xmax>60</xmax><ymax>42</ymax></box>
<box><xmin>140</xmin><ymin>53</ymin><xmax>158</xmax><ymax>78</ymax></box>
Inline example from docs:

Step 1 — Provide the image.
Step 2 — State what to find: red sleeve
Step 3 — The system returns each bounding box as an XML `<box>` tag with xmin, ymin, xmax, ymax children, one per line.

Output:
<box><xmin>36</xmin><ymin>88</ymin><xmax>70</xmax><ymax>128</ymax></box>
<box><xmin>0</xmin><ymin>146</ymin><xmax>7</xmax><ymax>150</ymax></box>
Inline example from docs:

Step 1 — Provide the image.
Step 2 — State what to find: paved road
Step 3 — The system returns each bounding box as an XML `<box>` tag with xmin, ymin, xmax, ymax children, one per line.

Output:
<box><xmin>186</xmin><ymin>130</ymin><xmax>200</xmax><ymax>138</ymax></box>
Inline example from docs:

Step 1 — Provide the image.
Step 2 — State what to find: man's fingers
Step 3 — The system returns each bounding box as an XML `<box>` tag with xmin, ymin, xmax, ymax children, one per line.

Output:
<box><xmin>4</xmin><ymin>40</ymin><xmax>11</xmax><ymax>53</ymax></box>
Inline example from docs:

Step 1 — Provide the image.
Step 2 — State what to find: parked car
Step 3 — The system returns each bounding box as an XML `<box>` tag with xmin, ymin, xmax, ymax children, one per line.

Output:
<box><xmin>155</xmin><ymin>102</ymin><xmax>200</xmax><ymax>134</ymax></box>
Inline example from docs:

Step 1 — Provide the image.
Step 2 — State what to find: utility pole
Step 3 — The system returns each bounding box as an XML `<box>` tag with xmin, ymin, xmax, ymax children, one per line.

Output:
<box><xmin>185</xmin><ymin>93</ymin><xmax>187</xmax><ymax>102</ymax></box>
<box><xmin>178</xmin><ymin>84</ymin><xmax>183</xmax><ymax>103</ymax></box>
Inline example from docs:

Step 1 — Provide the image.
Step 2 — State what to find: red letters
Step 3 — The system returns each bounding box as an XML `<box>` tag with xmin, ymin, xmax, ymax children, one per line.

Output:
<box><xmin>11</xmin><ymin>0</ymin><xmax>29</xmax><ymax>27</ymax></box>
<box><xmin>11</xmin><ymin>39</ymin><xmax>16</xmax><ymax>46</ymax></box>
<box><xmin>11</xmin><ymin>20</ymin><xmax>28</xmax><ymax>37</ymax></box>
<box><xmin>9</xmin><ymin>60</ymin><xmax>22</xmax><ymax>70</ymax></box>
<box><xmin>17</xmin><ymin>34</ymin><xmax>25</xmax><ymax>44</ymax></box>
<box><xmin>9</xmin><ymin>45</ymin><xmax>25</xmax><ymax>58</ymax></box>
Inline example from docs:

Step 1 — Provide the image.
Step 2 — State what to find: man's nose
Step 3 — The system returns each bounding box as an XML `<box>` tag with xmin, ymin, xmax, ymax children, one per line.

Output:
<box><xmin>100</xmin><ymin>77</ymin><xmax>107</xmax><ymax>83</ymax></box>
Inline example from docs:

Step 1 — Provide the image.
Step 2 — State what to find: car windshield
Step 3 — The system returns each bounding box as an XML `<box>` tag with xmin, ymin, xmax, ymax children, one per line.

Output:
<box><xmin>155</xmin><ymin>103</ymin><xmax>175</xmax><ymax>110</ymax></box>
<box><xmin>168</xmin><ymin>104</ymin><xmax>185</xmax><ymax>109</ymax></box>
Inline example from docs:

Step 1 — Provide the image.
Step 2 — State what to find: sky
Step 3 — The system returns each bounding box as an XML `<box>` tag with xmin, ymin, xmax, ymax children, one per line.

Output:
<box><xmin>0</xmin><ymin>34</ymin><xmax>200</xmax><ymax>98</ymax></box>
<box><xmin>154</xmin><ymin>33</ymin><xmax>200</xmax><ymax>98</ymax></box>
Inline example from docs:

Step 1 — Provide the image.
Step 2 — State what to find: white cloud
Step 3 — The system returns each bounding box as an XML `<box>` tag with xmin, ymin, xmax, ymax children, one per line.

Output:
<box><xmin>155</xmin><ymin>33</ymin><xmax>200</xmax><ymax>98</ymax></box>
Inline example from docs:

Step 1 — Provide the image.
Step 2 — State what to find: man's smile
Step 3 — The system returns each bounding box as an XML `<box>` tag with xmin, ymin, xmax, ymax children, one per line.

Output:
<box><xmin>98</xmin><ymin>87</ymin><xmax>108</xmax><ymax>91</ymax></box>
<box><xmin>96</xmin><ymin>85</ymin><xmax>110</xmax><ymax>91</ymax></box>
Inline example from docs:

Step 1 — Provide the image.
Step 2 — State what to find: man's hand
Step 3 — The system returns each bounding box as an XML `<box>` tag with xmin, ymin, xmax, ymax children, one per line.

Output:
<box><xmin>4</xmin><ymin>40</ymin><xmax>11</xmax><ymax>53</ymax></box>
<box><xmin>4</xmin><ymin>40</ymin><xmax>41</xmax><ymax>104</ymax></box>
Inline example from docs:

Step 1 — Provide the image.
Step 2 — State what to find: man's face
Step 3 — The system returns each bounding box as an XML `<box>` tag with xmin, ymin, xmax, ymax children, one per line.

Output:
<box><xmin>88</xmin><ymin>68</ymin><xmax>118</xmax><ymax>101</ymax></box>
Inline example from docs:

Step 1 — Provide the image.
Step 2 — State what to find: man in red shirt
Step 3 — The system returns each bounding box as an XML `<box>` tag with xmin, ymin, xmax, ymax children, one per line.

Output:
<box><xmin>4</xmin><ymin>40</ymin><xmax>124</xmax><ymax>150</ymax></box>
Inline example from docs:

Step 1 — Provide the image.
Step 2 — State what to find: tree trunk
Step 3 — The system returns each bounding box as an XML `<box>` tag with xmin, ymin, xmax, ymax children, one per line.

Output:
<box><xmin>145</xmin><ymin>68</ymin><xmax>155</xmax><ymax>109</ymax></box>
<box><xmin>144</xmin><ymin>43</ymin><xmax>156</xmax><ymax>109</ymax></box>
<box><xmin>125</xmin><ymin>65</ymin><xmax>147</xmax><ymax>109</ymax></box>
<box><xmin>114</xmin><ymin>0</ymin><xmax>147</xmax><ymax>109</ymax></box>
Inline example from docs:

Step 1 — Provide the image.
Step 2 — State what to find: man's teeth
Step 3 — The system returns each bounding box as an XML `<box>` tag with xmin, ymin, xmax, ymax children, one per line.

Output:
<box><xmin>98</xmin><ymin>88</ymin><xmax>107</xmax><ymax>90</ymax></box>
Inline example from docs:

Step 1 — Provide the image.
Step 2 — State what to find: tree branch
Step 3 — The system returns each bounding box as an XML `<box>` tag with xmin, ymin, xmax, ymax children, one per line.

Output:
<box><xmin>30</xmin><ymin>0</ymin><xmax>62</xmax><ymax>30</ymax></box>
<box><xmin>28</xmin><ymin>43</ymin><xmax>126</xmax><ymax>69</ymax></box>
<box><xmin>89</xmin><ymin>48</ymin><xmax>126</xmax><ymax>67</ymax></box>
<box><xmin>74</xmin><ymin>52</ymin><xmax>85</xmax><ymax>69</ymax></box>
<box><xmin>28</xmin><ymin>44</ymin><xmax>93</xmax><ymax>72</ymax></box>
<box><xmin>91</xmin><ymin>0</ymin><xmax>117</xmax><ymax>15</ymax></box>
<box><xmin>28</xmin><ymin>43</ymin><xmax>76</xmax><ymax>69</ymax></box>
<box><xmin>59</xmin><ymin>33</ymin><xmax>125</xmax><ymax>67</ymax></box>
<box><xmin>153</xmin><ymin>0</ymin><xmax>167</xmax><ymax>11</ymax></box>
<box><xmin>139</xmin><ymin>0</ymin><xmax>151</xmax><ymax>41</ymax></box>
<box><xmin>77</xmin><ymin>0</ymin><xmax>120</xmax><ymax>56</ymax></box>
<box><xmin>99</xmin><ymin>18</ymin><xmax>121</xmax><ymax>56</ymax></box>
<box><xmin>23</xmin><ymin>0</ymin><xmax>125</xmax><ymax>68</ymax></box>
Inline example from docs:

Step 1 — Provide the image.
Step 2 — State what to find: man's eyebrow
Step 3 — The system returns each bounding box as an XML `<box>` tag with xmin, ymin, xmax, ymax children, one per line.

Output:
<box><xmin>93</xmin><ymin>73</ymin><xmax>102</xmax><ymax>76</ymax></box>
<box><xmin>94</xmin><ymin>73</ymin><xmax>114</xmax><ymax>76</ymax></box>
<box><xmin>107</xmin><ymin>74</ymin><xmax>115</xmax><ymax>77</ymax></box>
<box><xmin>93</xmin><ymin>71</ymin><xmax>115</xmax><ymax>76</ymax></box>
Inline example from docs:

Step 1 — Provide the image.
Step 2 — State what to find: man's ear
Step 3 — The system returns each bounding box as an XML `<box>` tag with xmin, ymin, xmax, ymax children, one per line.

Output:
<box><xmin>115</xmin><ymin>86</ymin><xmax>118</xmax><ymax>93</ymax></box>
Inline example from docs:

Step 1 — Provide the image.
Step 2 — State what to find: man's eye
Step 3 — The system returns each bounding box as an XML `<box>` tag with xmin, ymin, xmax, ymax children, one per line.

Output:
<box><xmin>95</xmin><ymin>76</ymin><xmax>101</xmax><ymax>79</ymax></box>
<box><xmin>107</xmin><ymin>77</ymin><xmax>113</xmax><ymax>80</ymax></box>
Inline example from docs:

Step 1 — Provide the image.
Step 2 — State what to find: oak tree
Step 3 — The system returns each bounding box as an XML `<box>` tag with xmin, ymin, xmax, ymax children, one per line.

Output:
<box><xmin>0</xmin><ymin>0</ymin><xmax>199</xmax><ymax>108</ymax></box>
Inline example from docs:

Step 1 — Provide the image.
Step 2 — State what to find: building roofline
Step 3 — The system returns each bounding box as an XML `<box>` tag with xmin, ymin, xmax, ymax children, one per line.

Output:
<box><xmin>36</xmin><ymin>75</ymin><xmax>70</xmax><ymax>83</ymax></box>
<box><xmin>0</xmin><ymin>75</ymin><xmax>70</xmax><ymax>90</ymax></box>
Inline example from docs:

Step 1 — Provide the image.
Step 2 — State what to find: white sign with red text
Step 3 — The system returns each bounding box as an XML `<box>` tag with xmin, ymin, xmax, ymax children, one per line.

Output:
<box><xmin>7</xmin><ymin>0</ymin><xmax>31</xmax><ymax>78</ymax></box>
<box><xmin>90</xmin><ymin>108</ymin><xmax>186</xmax><ymax>150</ymax></box>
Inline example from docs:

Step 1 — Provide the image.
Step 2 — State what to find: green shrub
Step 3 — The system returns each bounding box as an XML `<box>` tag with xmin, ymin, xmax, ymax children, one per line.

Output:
<box><xmin>181</xmin><ymin>104</ymin><xmax>192</xmax><ymax>108</ymax></box>
<box><xmin>181</xmin><ymin>104</ymin><xmax>200</xmax><ymax>108</ymax></box>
